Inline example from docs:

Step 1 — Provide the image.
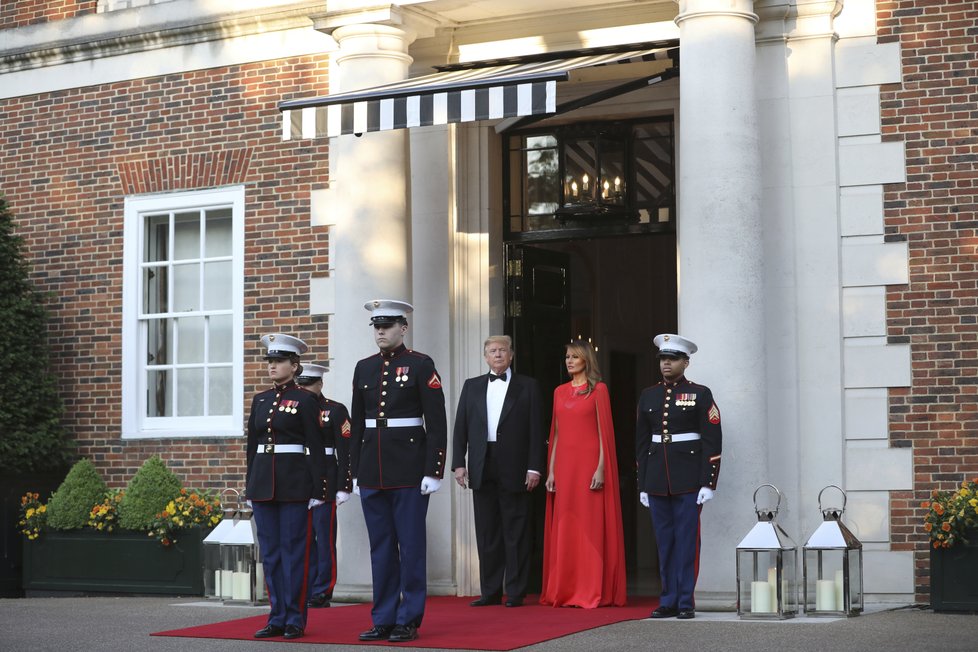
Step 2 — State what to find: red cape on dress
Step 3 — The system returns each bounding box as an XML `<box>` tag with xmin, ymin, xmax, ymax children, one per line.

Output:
<box><xmin>540</xmin><ymin>381</ymin><xmax>627</xmax><ymax>608</ymax></box>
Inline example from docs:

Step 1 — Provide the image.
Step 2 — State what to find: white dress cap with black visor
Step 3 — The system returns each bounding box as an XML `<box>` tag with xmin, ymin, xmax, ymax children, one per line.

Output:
<box><xmin>653</xmin><ymin>333</ymin><xmax>698</xmax><ymax>358</ymax></box>
<box><xmin>364</xmin><ymin>299</ymin><xmax>414</xmax><ymax>326</ymax></box>
<box><xmin>260</xmin><ymin>333</ymin><xmax>308</xmax><ymax>360</ymax></box>
<box><xmin>296</xmin><ymin>362</ymin><xmax>328</xmax><ymax>384</ymax></box>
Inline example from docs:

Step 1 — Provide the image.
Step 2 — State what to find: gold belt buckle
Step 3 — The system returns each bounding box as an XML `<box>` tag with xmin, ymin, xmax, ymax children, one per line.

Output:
<box><xmin>376</xmin><ymin>418</ymin><xmax>388</xmax><ymax>428</ymax></box>
<box><xmin>662</xmin><ymin>435</ymin><xmax>672</xmax><ymax>444</ymax></box>
<box><xmin>264</xmin><ymin>444</ymin><xmax>274</xmax><ymax>454</ymax></box>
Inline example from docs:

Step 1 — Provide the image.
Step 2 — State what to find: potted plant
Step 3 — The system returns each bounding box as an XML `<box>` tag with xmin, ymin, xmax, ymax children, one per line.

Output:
<box><xmin>20</xmin><ymin>456</ymin><xmax>221</xmax><ymax>596</ymax></box>
<box><xmin>922</xmin><ymin>478</ymin><xmax>978</xmax><ymax>612</ymax></box>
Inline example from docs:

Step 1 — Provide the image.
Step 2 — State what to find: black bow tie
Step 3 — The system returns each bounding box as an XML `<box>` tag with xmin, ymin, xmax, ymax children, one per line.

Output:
<box><xmin>489</xmin><ymin>372</ymin><xmax>507</xmax><ymax>382</ymax></box>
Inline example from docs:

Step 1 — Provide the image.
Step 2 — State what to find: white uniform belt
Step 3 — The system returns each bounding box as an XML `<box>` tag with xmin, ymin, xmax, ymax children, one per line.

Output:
<box><xmin>256</xmin><ymin>444</ymin><xmax>306</xmax><ymax>454</ymax></box>
<box><xmin>324</xmin><ymin>447</ymin><xmax>335</xmax><ymax>455</ymax></box>
<box><xmin>652</xmin><ymin>433</ymin><xmax>700</xmax><ymax>443</ymax></box>
<box><xmin>365</xmin><ymin>417</ymin><xmax>423</xmax><ymax>428</ymax></box>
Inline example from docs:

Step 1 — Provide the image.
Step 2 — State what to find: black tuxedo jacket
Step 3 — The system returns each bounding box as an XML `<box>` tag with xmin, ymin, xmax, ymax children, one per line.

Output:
<box><xmin>452</xmin><ymin>370</ymin><xmax>545</xmax><ymax>493</ymax></box>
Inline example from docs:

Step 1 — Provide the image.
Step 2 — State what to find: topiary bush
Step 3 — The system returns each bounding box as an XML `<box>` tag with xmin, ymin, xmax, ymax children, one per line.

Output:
<box><xmin>0</xmin><ymin>195</ymin><xmax>73</xmax><ymax>475</ymax></box>
<box><xmin>45</xmin><ymin>459</ymin><xmax>108</xmax><ymax>530</ymax></box>
<box><xmin>117</xmin><ymin>456</ymin><xmax>184</xmax><ymax>531</ymax></box>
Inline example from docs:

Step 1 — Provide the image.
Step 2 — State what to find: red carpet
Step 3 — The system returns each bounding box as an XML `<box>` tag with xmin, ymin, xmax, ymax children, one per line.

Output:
<box><xmin>153</xmin><ymin>595</ymin><xmax>658</xmax><ymax>650</ymax></box>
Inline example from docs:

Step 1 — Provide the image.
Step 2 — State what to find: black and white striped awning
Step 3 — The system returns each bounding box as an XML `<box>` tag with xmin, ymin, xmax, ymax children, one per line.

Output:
<box><xmin>279</xmin><ymin>42</ymin><xmax>678</xmax><ymax>140</ymax></box>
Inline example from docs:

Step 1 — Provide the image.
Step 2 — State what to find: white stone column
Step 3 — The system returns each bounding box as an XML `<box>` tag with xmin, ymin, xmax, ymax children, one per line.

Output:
<box><xmin>674</xmin><ymin>0</ymin><xmax>764</xmax><ymax>601</ymax></box>
<box><xmin>326</xmin><ymin>23</ymin><xmax>416</xmax><ymax>599</ymax></box>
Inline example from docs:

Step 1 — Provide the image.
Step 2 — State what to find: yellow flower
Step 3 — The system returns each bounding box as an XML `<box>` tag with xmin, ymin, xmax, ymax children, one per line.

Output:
<box><xmin>26</xmin><ymin>508</ymin><xmax>35</xmax><ymax>518</ymax></box>
<box><xmin>38</xmin><ymin>505</ymin><xmax>46</xmax><ymax>513</ymax></box>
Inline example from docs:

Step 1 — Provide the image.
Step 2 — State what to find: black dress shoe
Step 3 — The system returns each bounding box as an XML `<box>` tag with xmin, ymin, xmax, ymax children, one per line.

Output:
<box><xmin>505</xmin><ymin>597</ymin><xmax>524</xmax><ymax>607</ymax></box>
<box><xmin>677</xmin><ymin>609</ymin><xmax>695</xmax><ymax>620</ymax></box>
<box><xmin>283</xmin><ymin>625</ymin><xmax>304</xmax><ymax>639</ymax></box>
<box><xmin>254</xmin><ymin>624</ymin><xmax>285</xmax><ymax>638</ymax></box>
<box><xmin>470</xmin><ymin>594</ymin><xmax>502</xmax><ymax>606</ymax></box>
<box><xmin>359</xmin><ymin>624</ymin><xmax>394</xmax><ymax>641</ymax></box>
<box><xmin>388</xmin><ymin>624</ymin><xmax>418</xmax><ymax>642</ymax></box>
<box><xmin>307</xmin><ymin>593</ymin><xmax>331</xmax><ymax>608</ymax></box>
<box><xmin>651</xmin><ymin>606</ymin><xmax>678</xmax><ymax>619</ymax></box>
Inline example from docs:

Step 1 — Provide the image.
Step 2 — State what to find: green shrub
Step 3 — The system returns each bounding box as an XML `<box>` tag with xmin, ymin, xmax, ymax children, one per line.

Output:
<box><xmin>117</xmin><ymin>456</ymin><xmax>183</xmax><ymax>531</ymax></box>
<box><xmin>45</xmin><ymin>459</ymin><xmax>108</xmax><ymax>530</ymax></box>
<box><xmin>0</xmin><ymin>195</ymin><xmax>72</xmax><ymax>474</ymax></box>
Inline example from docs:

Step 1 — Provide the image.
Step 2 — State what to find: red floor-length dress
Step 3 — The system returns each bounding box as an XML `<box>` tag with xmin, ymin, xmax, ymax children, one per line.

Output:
<box><xmin>540</xmin><ymin>381</ymin><xmax>627</xmax><ymax>608</ymax></box>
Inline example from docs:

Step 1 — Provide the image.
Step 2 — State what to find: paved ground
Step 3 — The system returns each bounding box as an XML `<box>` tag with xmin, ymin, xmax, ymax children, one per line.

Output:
<box><xmin>0</xmin><ymin>597</ymin><xmax>975</xmax><ymax>652</ymax></box>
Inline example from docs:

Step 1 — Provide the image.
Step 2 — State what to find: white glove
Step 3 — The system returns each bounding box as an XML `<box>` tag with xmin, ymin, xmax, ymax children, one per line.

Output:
<box><xmin>697</xmin><ymin>487</ymin><xmax>715</xmax><ymax>505</ymax></box>
<box><xmin>245</xmin><ymin>499</ymin><xmax>253</xmax><ymax>508</ymax></box>
<box><xmin>420</xmin><ymin>476</ymin><xmax>442</xmax><ymax>495</ymax></box>
<box><xmin>639</xmin><ymin>492</ymin><xmax>649</xmax><ymax>508</ymax></box>
<box><xmin>352</xmin><ymin>478</ymin><xmax>360</xmax><ymax>496</ymax></box>
<box><xmin>335</xmin><ymin>491</ymin><xmax>351</xmax><ymax>506</ymax></box>
<box><xmin>308</xmin><ymin>498</ymin><xmax>325</xmax><ymax>509</ymax></box>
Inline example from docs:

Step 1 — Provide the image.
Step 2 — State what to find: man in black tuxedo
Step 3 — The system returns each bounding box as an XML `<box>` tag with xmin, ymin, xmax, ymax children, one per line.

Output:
<box><xmin>452</xmin><ymin>335</ymin><xmax>545</xmax><ymax>608</ymax></box>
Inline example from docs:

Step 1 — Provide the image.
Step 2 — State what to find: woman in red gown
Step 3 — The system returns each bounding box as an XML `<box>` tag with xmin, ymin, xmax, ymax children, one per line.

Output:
<box><xmin>540</xmin><ymin>341</ymin><xmax>626</xmax><ymax>608</ymax></box>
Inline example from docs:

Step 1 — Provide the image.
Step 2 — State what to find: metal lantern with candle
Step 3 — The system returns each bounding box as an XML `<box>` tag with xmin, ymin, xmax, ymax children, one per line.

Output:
<box><xmin>220</xmin><ymin>497</ymin><xmax>265</xmax><ymax>604</ymax></box>
<box><xmin>736</xmin><ymin>484</ymin><xmax>799</xmax><ymax>619</ymax></box>
<box><xmin>802</xmin><ymin>485</ymin><xmax>863</xmax><ymax>617</ymax></box>
<box><xmin>202</xmin><ymin>489</ymin><xmax>240</xmax><ymax>600</ymax></box>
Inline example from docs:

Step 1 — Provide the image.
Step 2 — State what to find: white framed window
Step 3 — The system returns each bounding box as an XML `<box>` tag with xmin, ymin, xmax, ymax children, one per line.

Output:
<box><xmin>122</xmin><ymin>186</ymin><xmax>245</xmax><ymax>438</ymax></box>
<box><xmin>98</xmin><ymin>0</ymin><xmax>177</xmax><ymax>12</ymax></box>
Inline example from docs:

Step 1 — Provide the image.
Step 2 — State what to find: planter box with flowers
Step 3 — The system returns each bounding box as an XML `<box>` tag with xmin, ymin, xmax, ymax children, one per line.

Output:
<box><xmin>19</xmin><ymin>457</ymin><xmax>222</xmax><ymax>596</ymax></box>
<box><xmin>923</xmin><ymin>478</ymin><xmax>978</xmax><ymax>613</ymax></box>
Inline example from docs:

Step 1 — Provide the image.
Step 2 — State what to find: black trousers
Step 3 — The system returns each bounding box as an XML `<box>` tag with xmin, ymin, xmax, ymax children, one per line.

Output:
<box><xmin>472</xmin><ymin>443</ymin><xmax>531</xmax><ymax>600</ymax></box>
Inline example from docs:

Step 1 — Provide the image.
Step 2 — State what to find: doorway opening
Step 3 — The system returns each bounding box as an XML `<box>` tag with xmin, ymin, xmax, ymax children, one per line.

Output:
<box><xmin>506</xmin><ymin>234</ymin><xmax>677</xmax><ymax>595</ymax></box>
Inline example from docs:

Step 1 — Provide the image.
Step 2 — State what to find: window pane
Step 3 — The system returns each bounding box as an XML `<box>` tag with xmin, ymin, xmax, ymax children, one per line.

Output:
<box><xmin>208</xmin><ymin>367</ymin><xmax>232</xmax><ymax>416</ymax></box>
<box><xmin>172</xmin><ymin>262</ymin><xmax>200</xmax><ymax>312</ymax></box>
<box><xmin>203</xmin><ymin>261</ymin><xmax>232</xmax><ymax>310</ymax></box>
<box><xmin>173</xmin><ymin>211</ymin><xmax>201</xmax><ymax>260</ymax></box>
<box><xmin>144</xmin><ymin>214</ymin><xmax>169</xmax><ymax>263</ymax></box>
<box><xmin>205</xmin><ymin>208</ymin><xmax>232</xmax><ymax>257</ymax></box>
<box><xmin>142</xmin><ymin>265</ymin><xmax>168</xmax><ymax>315</ymax></box>
<box><xmin>146</xmin><ymin>317</ymin><xmax>173</xmax><ymax>365</ymax></box>
<box><xmin>147</xmin><ymin>369</ymin><xmax>172</xmax><ymax>417</ymax></box>
<box><xmin>526</xmin><ymin>147</ymin><xmax>559</xmax><ymax>215</ymax></box>
<box><xmin>177</xmin><ymin>368</ymin><xmax>204</xmax><ymax>416</ymax></box>
<box><xmin>176</xmin><ymin>316</ymin><xmax>205</xmax><ymax>364</ymax></box>
<box><xmin>209</xmin><ymin>314</ymin><xmax>233</xmax><ymax>362</ymax></box>
<box><xmin>508</xmin><ymin>146</ymin><xmax>523</xmax><ymax>232</ymax></box>
<box><xmin>526</xmin><ymin>135</ymin><xmax>557</xmax><ymax>149</ymax></box>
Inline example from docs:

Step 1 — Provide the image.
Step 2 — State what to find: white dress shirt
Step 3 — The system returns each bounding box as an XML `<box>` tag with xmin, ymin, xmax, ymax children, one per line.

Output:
<box><xmin>486</xmin><ymin>368</ymin><xmax>510</xmax><ymax>443</ymax></box>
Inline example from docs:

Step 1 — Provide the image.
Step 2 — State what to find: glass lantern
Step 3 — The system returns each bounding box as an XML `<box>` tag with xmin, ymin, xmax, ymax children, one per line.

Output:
<box><xmin>220</xmin><ymin>500</ymin><xmax>265</xmax><ymax>604</ymax></box>
<box><xmin>736</xmin><ymin>484</ymin><xmax>799</xmax><ymax>619</ymax></box>
<box><xmin>802</xmin><ymin>485</ymin><xmax>863</xmax><ymax>617</ymax></box>
<box><xmin>202</xmin><ymin>489</ymin><xmax>239</xmax><ymax>600</ymax></box>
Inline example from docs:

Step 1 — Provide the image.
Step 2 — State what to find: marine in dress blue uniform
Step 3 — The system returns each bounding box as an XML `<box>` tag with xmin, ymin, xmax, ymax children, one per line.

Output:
<box><xmin>636</xmin><ymin>334</ymin><xmax>722</xmax><ymax>620</ymax></box>
<box><xmin>246</xmin><ymin>333</ymin><xmax>329</xmax><ymax>640</ymax></box>
<box><xmin>351</xmin><ymin>300</ymin><xmax>447</xmax><ymax>644</ymax></box>
<box><xmin>295</xmin><ymin>363</ymin><xmax>352</xmax><ymax>609</ymax></box>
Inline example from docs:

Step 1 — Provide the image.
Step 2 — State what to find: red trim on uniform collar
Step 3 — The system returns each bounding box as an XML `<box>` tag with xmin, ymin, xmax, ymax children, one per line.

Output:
<box><xmin>663</xmin><ymin>376</ymin><xmax>687</xmax><ymax>388</ymax></box>
<box><xmin>274</xmin><ymin>380</ymin><xmax>298</xmax><ymax>391</ymax></box>
<box><xmin>380</xmin><ymin>344</ymin><xmax>407</xmax><ymax>359</ymax></box>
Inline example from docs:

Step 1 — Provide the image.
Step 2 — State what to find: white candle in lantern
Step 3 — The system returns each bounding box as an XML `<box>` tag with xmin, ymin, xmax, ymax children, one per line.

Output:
<box><xmin>614</xmin><ymin>176</ymin><xmax>621</xmax><ymax>193</ymax></box>
<box><xmin>751</xmin><ymin>580</ymin><xmax>773</xmax><ymax>613</ymax></box>
<box><xmin>582</xmin><ymin>173</ymin><xmax>589</xmax><ymax>192</ymax></box>
<box><xmin>571</xmin><ymin>180</ymin><xmax>579</xmax><ymax>197</ymax></box>
<box><xmin>834</xmin><ymin>569</ymin><xmax>845</xmax><ymax>611</ymax></box>
<box><xmin>232</xmin><ymin>570</ymin><xmax>252</xmax><ymax>601</ymax></box>
<box><xmin>816</xmin><ymin>579</ymin><xmax>836</xmax><ymax>611</ymax></box>
<box><xmin>213</xmin><ymin>570</ymin><xmax>222</xmax><ymax>598</ymax></box>
<box><xmin>220</xmin><ymin>569</ymin><xmax>234</xmax><ymax>599</ymax></box>
<box><xmin>602</xmin><ymin>179</ymin><xmax>610</xmax><ymax>198</ymax></box>
<box><xmin>767</xmin><ymin>567</ymin><xmax>778</xmax><ymax>609</ymax></box>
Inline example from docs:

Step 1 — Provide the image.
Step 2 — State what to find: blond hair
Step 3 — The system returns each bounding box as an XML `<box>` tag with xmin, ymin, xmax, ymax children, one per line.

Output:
<box><xmin>484</xmin><ymin>335</ymin><xmax>514</xmax><ymax>354</ymax></box>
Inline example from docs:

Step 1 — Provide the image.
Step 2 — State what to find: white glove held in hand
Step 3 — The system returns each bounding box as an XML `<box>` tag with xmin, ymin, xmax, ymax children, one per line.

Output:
<box><xmin>352</xmin><ymin>479</ymin><xmax>360</xmax><ymax>496</ymax></box>
<box><xmin>420</xmin><ymin>476</ymin><xmax>442</xmax><ymax>495</ymax></box>
<box><xmin>335</xmin><ymin>491</ymin><xmax>351</xmax><ymax>506</ymax></box>
<box><xmin>308</xmin><ymin>498</ymin><xmax>325</xmax><ymax>509</ymax></box>
<box><xmin>697</xmin><ymin>487</ymin><xmax>715</xmax><ymax>505</ymax></box>
<box><xmin>639</xmin><ymin>492</ymin><xmax>649</xmax><ymax>508</ymax></box>
<box><xmin>245</xmin><ymin>499</ymin><xmax>253</xmax><ymax>508</ymax></box>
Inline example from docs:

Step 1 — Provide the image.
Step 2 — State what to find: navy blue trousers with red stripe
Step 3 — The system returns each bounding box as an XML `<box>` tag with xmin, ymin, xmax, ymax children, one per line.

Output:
<box><xmin>307</xmin><ymin>501</ymin><xmax>338</xmax><ymax>599</ymax></box>
<box><xmin>252</xmin><ymin>501</ymin><xmax>312</xmax><ymax>629</ymax></box>
<box><xmin>649</xmin><ymin>492</ymin><xmax>701</xmax><ymax>611</ymax></box>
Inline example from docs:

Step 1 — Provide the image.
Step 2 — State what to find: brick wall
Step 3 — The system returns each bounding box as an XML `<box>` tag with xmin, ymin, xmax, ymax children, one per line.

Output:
<box><xmin>0</xmin><ymin>55</ymin><xmax>331</xmax><ymax>490</ymax></box>
<box><xmin>1</xmin><ymin>1</ymin><xmax>97</xmax><ymax>28</ymax></box>
<box><xmin>877</xmin><ymin>0</ymin><xmax>978</xmax><ymax>600</ymax></box>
